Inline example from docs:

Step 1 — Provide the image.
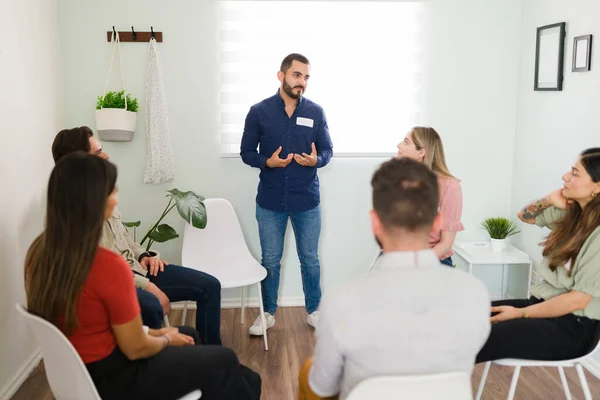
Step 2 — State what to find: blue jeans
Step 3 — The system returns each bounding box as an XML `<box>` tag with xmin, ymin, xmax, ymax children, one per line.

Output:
<box><xmin>440</xmin><ymin>256</ymin><xmax>453</xmax><ymax>267</ymax></box>
<box><xmin>136</xmin><ymin>288</ymin><xmax>163</xmax><ymax>329</ymax></box>
<box><xmin>145</xmin><ymin>264</ymin><xmax>223</xmax><ymax>345</ymax></box>
<box><xmin>256</xmin><ymin>203</ymin><xmax>322</xmax><ymax>315</ymax></box>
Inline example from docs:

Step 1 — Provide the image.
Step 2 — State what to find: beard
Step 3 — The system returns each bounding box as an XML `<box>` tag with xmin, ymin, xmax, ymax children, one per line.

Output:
<box><xmin>282</xmin><ymin>79</ymin><xmax>305</xmax><ymax>99</ymax></box>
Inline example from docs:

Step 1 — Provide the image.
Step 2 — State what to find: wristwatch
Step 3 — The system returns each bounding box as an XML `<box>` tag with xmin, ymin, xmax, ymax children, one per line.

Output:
<box><xmin>138</xmin><ymin>251</ymin><xmax>156</xmax><ymax>262</ymax></box>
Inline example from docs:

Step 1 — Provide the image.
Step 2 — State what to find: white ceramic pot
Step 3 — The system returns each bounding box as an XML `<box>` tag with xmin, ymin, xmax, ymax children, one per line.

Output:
<box><xmin>95</xmin><ymin>108</ymin><xmax>137</xmax><ymax>142</ymax></box>
<box><xmin>490</xmin><ymin>238</ymin><xmax>507</xmax><ymax>251</ymax></box>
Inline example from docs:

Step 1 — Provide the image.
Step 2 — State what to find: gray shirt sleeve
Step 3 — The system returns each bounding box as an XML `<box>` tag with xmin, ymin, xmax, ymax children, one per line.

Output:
<box><xmin>535</xmin><ymin>206</ymin><xmax>567</xmax><ymax>230</ymax></box>
<box><xmin>308</xmin><ymin>292</ymin><xmax>344</xmax><ymax>397</ymax></box>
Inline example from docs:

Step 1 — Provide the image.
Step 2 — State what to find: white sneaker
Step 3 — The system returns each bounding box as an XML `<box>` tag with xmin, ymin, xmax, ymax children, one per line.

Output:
<box><xmin>307</xmin><ymin>311</ymin><xmax>319</xmax><ymax>329</ymax></box>
<box><xmin>249</xmin><ymin>312</ymin><xmax>275</xmax><ymax>336</ymax></box>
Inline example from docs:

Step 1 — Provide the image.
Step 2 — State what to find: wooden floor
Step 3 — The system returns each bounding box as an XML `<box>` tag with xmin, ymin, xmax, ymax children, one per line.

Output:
<box><xmin>11</xmin><ymin>306</ymin><xmax>600</xmax><ymax>399</ymax></box>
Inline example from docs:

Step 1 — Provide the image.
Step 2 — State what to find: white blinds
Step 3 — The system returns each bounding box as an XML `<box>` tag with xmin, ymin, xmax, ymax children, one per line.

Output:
<box><xmin>219</xmin><ymin>1</ymin><xmax>424</xmax><ymax>155</ymax></box>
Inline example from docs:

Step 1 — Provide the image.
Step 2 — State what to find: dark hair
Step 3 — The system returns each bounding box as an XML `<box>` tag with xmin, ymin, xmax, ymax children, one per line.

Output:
<box><xmin>280</xmin><ymin>53</ymin><xmax>310</xmax><ymax>73</ymax></box>
<box><xmin>543</xmin><ymin>148</ymin><xmax>600</xmax><ymax>276</ymax></box>
<box><xmin>25</xmin><ymin>152</ymin><xmax>118</xmax><ymax>334</ymax></box>
<box><xmin>371</xmin><ymin>157</ymin><xmax>439</xmax><ymax>232</ymax></box>
<box><xmin>52</xmin><ymin>126</ymin><xmax>94</xmax><ymax>163</ymax></box>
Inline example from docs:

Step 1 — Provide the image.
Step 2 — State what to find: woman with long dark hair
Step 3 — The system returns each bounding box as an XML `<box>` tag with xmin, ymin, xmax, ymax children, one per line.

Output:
<box><xmin>477</xmin><ymin>148</ymin><xmax>600</xmax><ymax>362</ymax></box>
<box><xmin>25</xmin><ymin>152</ymin><xmax>261</xmax><ymax>400</ymax></box>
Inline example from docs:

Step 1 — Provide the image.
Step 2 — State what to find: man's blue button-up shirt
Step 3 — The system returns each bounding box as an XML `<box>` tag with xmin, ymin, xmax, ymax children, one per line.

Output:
<box><xmin>240</xmin><ymin>91</ymin><xmax>333</xmax><ymax>212</ymax></box>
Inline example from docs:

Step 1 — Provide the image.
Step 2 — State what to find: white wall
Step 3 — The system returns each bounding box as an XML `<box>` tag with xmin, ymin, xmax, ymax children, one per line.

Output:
<box><xmin>422</xmin><ymin>0</ymin><xmax>523</xmax><ymax>294</ymax></box>
<box><xmin>0</xmin><ymin>0</ymin><xmax>62</xmax><ymax>397</ymax></box>
<box><xmin>56</xmin><ymin>0</ymin><xmax>522</xmax><ymax>304</ymax></box>
<box><xmin>511</xmin><ymin>0</ymin><xmax>600</xmax><ymax>363</ymax></box>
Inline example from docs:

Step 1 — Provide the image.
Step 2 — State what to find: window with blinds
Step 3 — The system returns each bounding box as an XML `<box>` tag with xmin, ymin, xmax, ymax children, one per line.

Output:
<box><xmin>219</xmin><ymin>1</ymin><xmax>424</xmax><ymax>156</ymax></box>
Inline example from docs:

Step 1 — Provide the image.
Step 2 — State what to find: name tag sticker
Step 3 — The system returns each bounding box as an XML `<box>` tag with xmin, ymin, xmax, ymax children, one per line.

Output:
<box><xmin>297</xmin><ymin>117</ymin><xmax>314</xmax><ymax>128</ymax></box>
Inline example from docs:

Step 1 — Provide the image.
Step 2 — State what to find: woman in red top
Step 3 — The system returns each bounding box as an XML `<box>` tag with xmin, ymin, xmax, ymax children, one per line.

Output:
<box><xmin>396</xmin><ymin>126</ymin><xmax>464</xmax><ymax>266</ymax></box>
<box><xmin>25</xmin><ymin>152</ymin><xmax>261</xmax><ymax>400</ymax></box>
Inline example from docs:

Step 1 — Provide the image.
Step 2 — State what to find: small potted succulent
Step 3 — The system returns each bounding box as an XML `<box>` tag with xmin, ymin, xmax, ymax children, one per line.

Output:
<box><xmin>480</xmin><ymin>217</ymin><xmax>520</xmax><ymax>251</ymax></box>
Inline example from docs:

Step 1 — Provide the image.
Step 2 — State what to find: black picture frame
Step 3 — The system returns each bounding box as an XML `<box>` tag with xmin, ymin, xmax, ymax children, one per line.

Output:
<box><xmin>572</xmin><ymin>34</ymin><xmax>592</xmax><ymax>72</ymax></box>
<box><xmin>534</xmin><ymin>22</ymin><xmax>566</xmax><ymax>91</ymax></box>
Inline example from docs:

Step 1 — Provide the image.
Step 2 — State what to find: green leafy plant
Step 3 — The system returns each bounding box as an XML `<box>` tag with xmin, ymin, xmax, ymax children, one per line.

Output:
<box><xmin>480</xmin><ymin>217</ymin><xmax>520</xmax><ymax>239</ymax></box>
<box><xmin>124</xmin><ymin>189</ymin><xmax>207</xmax><ymax>251</ymax></box>
<box><xmin>122</xmin><ymin>220</ymin><xmax>141</xmax><ymax>241</ymax></box>
<box><xmin>96</xmin><ymin>90</ymin><xmax>139</xmax><ymax>112</ymax></box>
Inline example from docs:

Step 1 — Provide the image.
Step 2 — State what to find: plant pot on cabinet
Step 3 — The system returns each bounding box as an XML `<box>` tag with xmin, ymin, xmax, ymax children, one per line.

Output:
<box><xmin>95</xmin><ymin>108</ymin><xmax>137</xmax><ymax>142</ymax></box>
<box><xmin>490</xmin><ymin>238</ymin><xmax>507</xmax><ymax>251</ymax></box>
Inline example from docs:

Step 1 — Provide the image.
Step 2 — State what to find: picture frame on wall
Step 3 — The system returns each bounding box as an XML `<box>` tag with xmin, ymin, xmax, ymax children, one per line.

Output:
<box><xmin>534</xmin><ymin>22</ymin><xmax>566</xmax><ymax>91</ymax></box>
<box><xmin>572</xmin><ymin>34</ymin><xmax>592</xmax><ymax>72</ymax></box>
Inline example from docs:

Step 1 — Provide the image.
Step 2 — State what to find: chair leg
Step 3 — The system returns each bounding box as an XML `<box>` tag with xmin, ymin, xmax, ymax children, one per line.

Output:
<box><xmin>256</xmin><ymin>282</ymin><xmax>268</xmax><ymax>351</ymax></box>
<box><xmin>507</xmin><ymin>366</ymin><xmax>521</xmax><ymax>400</ymax></box>
<box><xmin>575</xmin><ymin>363</ymin><xmax>593</xmax><ymax>400</ymax></box>
<box><xmin>241</xmin><ymin>286</ymin><xmax>246</xmax><ymax>325</ymax></box>
<box><xmin>475</xmin><ymin>362</ymin><xmax>491</xmax><ymax>400</ymax></box>
<box><xmin>181</xmin><ymin>301</ymin><xmax>188</xmax><ymax>326</ymax></box>
<box><xmin>163</xmin><ymin>315</ymin><xmax>170</xmax><ymax>327</ymax></box>
<box><xmin>557</xmin><ymin>366</ymin><xmax>572</xmax><ymax>400</ymax></box>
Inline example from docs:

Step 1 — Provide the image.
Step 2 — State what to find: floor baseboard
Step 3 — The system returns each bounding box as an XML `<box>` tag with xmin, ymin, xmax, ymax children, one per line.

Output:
<box><xmin>0</xmin><ymin>349</ymin><xmax>42</xmax><ymax>400</ymax></box>
<box><xmin>170</xmin><ymin>296</ymin><xmax>306</xmax><ymax>310</ymax></box>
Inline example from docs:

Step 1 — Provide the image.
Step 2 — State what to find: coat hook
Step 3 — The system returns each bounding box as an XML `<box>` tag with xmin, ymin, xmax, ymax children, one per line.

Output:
<box><xmin>151</xmin><ymin>26</ymin><xmax>156</xmax><ymax>40</ymax></box>
<box><xmin>112</xmin><ymin>26</ymin><xmax>116</xmax><ymax>36</ymax></box>
<box><xmin>131</xmin><ymin>26</ymin><xmax>137</xmax><ymax>41</ymax></box>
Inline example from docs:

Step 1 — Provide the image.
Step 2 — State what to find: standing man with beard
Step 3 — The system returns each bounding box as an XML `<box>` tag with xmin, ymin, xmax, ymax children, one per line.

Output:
<box><xmin>240</xmin><ymin>53</ymin><xmax>333</xmax><ymax>335</ymax></box>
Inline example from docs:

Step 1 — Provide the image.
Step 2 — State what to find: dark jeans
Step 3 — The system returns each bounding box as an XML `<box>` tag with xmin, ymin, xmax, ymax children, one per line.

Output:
<box><xmin>86</xmin><ymin>326</ymin><xmax>261</xmax><ymax>400</ymax></box>
<box><xmin>137</xmin><ymin>264</ymin><xmax>222</xmax><ymax>345</ymax></box>
<box><xmin>476</xmin><ymin>297</ymin><xmax>599</xmax><ymax>363</ymax></box>
<box><xmin>137</xmin><ymin>288</ymin><xmax>163</xmax><ymax>329</ymax></box>
<box><xmin>440</xmin><ymin>256</ymin><xmax>453</xmax><ymax>267</ymax></box>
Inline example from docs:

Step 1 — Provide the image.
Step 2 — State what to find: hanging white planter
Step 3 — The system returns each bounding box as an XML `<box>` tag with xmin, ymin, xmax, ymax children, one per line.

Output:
<box><xmin>96</xmin><ymin>31</ymin><xmax>137</xmax><ymax>142</ymax></box>
<box><xmin>490</xmin><ymin>238</ymin><xmax>508</xmax><ymax>252</ymax></box>
<box><xmin>96</xmin><ymin>108</ymin><xmax>137</xmax><ymax>142</ymax></box>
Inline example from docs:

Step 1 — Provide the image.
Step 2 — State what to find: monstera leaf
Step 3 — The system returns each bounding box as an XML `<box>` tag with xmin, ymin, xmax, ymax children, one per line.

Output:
<box><xmin>139</xmin><ymin>188</ymin><xmax>207</xmax><ymax>250</ymax></box>
<box><xmin>148</xmin><ymin>224</ymin><xmax>179</xmax><ymax>243</ymax></box>
<box><xmin>122</xmin><ymin>221</ymin><xmax>141</xmax><ymax>228</ymax></box>
<box><xmin>167</xmin><ymin>189</ymin><xmax>207</xmax><ymax>229</ymax></box>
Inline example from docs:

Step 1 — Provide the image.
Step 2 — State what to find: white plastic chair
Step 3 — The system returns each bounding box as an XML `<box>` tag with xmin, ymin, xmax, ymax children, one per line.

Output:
<box><xmin>475</xmin><ymin>324</ymin><xmax>600</xmax><ymax>400</ymax></box>
<box><xmin>16</xmin><ymin>304</ymin><xmax>202</xmax><ymax>400</ymax></box>
<box><xmin>346</xmin><ymin>372</ymin><xmax>473</xmax><ymax>400</ymax></box>
<box><xmin>181</xmin><ymin>198</ymin><xmax>269</xmax><ymax>350</ymax></box>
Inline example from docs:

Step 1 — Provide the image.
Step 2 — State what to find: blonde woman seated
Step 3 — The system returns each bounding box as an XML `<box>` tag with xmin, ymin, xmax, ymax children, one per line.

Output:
<box><xmin>25</xmin><ymin>152</ymin><xmax>261</xmax><ymax>400</ymax></box>
<box><xmin>396</xmin><ymin>126</ymin><xmax>463</xmax><ymax>266</ymax></box>
<box><xmin>477</xmin><ymin>148</ymin><xmax>600</xmax><ymax>362</ymax></box>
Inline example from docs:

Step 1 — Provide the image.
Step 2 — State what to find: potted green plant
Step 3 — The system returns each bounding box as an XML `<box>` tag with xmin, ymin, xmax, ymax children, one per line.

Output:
<box><xmin>480</xmin><ymin>217</ymin><xmax>520</xmax><ymax>251</ymax></box>
<box><xmin>124</xmin><ymin>189</ymin><xmax>207</xmax><ymax>251</ymax></box>
<box><xmin>95</xmin><ymin>90</ymin><xmax>139</xmax><ymax>142</ymax></box>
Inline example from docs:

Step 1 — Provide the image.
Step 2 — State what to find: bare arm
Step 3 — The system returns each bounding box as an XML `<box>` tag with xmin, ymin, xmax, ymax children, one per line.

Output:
<box><xmin>523</xmin><ymin>291</ymin><xmax>592</xmax><ymax>318</ymax></box>
<box><xmin>432</xmin><ymin>231</ymin><xmax>457</xmax><ymax>259</ymax></box>
<box><xmin>491</xmin><ymin>291</ymin><xmax>592</xmax><ymax>323</ymax></box>
<box><xmin>112</xmin><ymin>315</ymin><xmax>194</xmax><ymax>360</ymax></box>
<box><xmin>112</xmin><ymin>315</ymin><xmax>168</xmax><ymax>360</ymax></box>
<box><xmin>518</xmin><ymin>197</ymin><xmax>552</xmax><ymax>225</ymax></box>
<box><xmin>518</xmin><ymin>189</ymin><xmax>571</xmax><ymax>225</ymax></box>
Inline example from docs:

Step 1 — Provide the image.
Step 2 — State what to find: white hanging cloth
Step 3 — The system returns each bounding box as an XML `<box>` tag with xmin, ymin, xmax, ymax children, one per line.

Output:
<box><xmin>143</xmin><ymin>38</ymin><xmax>175</xmax><ymax>184</ymax></box>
